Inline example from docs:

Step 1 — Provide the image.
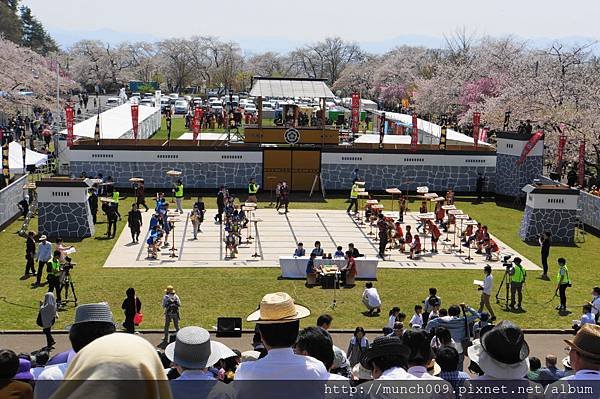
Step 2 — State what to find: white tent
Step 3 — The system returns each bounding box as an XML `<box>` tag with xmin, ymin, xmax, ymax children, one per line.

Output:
<box><xmin>59</xmin><ymin>103</ymin><xmax>161</xmax><ymax>140</ymax></box>
<box><xmin>26</xmin><ymin>148</ymin><xmax>48</xmax><ymax>167</ymax></box>
<box><xmin>4</xmin><ymin>142</ymin><xmax>49</xmax><ymax>173</ymax></box>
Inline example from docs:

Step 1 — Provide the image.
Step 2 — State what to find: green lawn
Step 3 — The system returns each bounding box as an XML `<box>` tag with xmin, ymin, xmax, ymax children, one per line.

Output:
<box><xmin>150</xmin><ymin>116</ymin><xmax>249</xmax><ymax>140</ymax></box>
<box><xmin>1</xmin><ymin>194</ymin><xmax>597</xmax><ymax>331</ymax></box>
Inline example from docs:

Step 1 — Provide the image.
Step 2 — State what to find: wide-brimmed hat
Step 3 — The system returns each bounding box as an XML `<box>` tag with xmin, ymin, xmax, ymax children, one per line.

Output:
<box><xmin>468</xmin><ymin>321</ymin><xmax>529</xmax><ymax>379</ymax></box>
<box><xmin>71</xmin><ymin>303</ymin><xmax>115</xmax><ymax>326</ymax></box>
<box><xmin>247</xmin><ymin>292</ymin><xmax>310</xmax><ymax>324</ymax></box>
<box><xmin>564</xmin><ymin>324</ymin><xmax>600</xmax><ymax>362</ymax></box>
<box><xmin>352</xmin><ymin>363</ymin><xmax>373</xmax><ymax>380</ymax></box>
<box><xmin>240</xmin><ymin>350</ymin><xmax>261</xmax><ymax>362</ymax></box>
<box><xmin>165</xmin><ymin>326</ymin><xmax>236</xmax><ymax>369</ymax></box>
<box><xmin>332</xmin><ymin>346</ymin><xmax>350</xmax><ymax>370</ymax></box>
<box><xmin>39</xmin><ymin>235</ymin><xmax>47</xmax><ymax>241</ymax></box>
<box><xmin>360</xmin><ymin>336</ymin><xmax>410</xmax><ymax>370</ymax></box>
<box><xmin>427</xmin><ymin>359</ymin><xmax>441</xmax><ymax>376</ymax></box>
<box><xmin>165</xmin><ymin>285</ymin><xmax>175</xmax><ymax>294</ymax></box>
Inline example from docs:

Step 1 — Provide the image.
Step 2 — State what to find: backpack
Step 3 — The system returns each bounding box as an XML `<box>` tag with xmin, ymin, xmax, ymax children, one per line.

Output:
<box><xmin>166</xmin><ymin>297</ymin><xmax>179</xmax><ymax>316</ymax></box>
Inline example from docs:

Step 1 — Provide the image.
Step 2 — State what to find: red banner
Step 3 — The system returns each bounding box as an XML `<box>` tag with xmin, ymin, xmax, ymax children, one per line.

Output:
<box><xmin>131</xmin><ymin>104</ymin><xmax>139</xmax><ymax>140</ymax></box>
<box><xmin>479</xmin><ymin>127</ymin><xmax>488</xmax><ymax>143</ymax></box>
<box><xmin>578</xmin><ymin>140</ymin><xmax>586</xmax><ymax>187</ymax></box>
<box><xmin>517</xmin><ymin>129</ymin><xmax>544</xmax><ymax>165</ymax></box>
<box><xmin>556</xmin><ymin>134</ymin><xmax>566</xmax><ymax>173</ymax></box>
<box><xmin>192</xmin><ymin>107</ymin><xmax>203</xmax><ymax>141</ymax></box>
<box><xmin>410</xmin><ymin>112</ymin><xmax>418</xmax><ymax>151</ymax></box>
<box><xmin>65</xmin><ymin>105</ymin><xmax>74</xmax><ymax>148</ymax></box>
<box><xmin>472</xmin><ymin>112</ymin><xmax>480</xmax><ymax>148</ymax></box>
<box><xmin>351</xmin><ymin>93</ymin><xmax>360</xmax><ymax>134</ymax></box>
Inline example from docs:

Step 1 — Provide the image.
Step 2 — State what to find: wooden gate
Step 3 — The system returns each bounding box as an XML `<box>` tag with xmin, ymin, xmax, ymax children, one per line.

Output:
<box><xmin>263</xmin><ymin>149</ymin><xmax>321</xmax><ymax>191</ymax></box>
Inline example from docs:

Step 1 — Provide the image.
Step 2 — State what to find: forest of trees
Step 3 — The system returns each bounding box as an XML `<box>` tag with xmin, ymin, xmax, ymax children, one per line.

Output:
<box><xmin>0</xmin><ymin>0</ymin><xmax>58</xmax><ymax>55</ymax></box>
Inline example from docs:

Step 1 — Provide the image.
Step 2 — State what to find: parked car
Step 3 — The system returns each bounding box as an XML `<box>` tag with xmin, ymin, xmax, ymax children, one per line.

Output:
<box><xmin>131</xmin><ymin>92</ymin><xmax>141</xmax><ymax>98</ymax></box>
<box><xmin>140</xmin><ymin>98</ymin><xmax>155</xmax><ymax>107</ymax></box>
<box><xmin>106</xmin><ymin>97</ymin><xmax>122</xmax><ymax>106</ymax></box>
<box><xmin>174</xmin><ymin>100</ymin><xmax>189</xmax><ymax>114</ymax></box>
<box><xmin>168</xmin><ymin>93</ymin><xmax>179</xmax><ymax>100</ymax></box>
<box><xmin>244</xmin><ymin>104</ymin><xmax>257</xmax><ymax>115</ymax></box>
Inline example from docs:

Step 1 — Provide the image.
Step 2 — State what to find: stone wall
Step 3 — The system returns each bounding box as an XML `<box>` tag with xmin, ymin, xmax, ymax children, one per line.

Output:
<box><xmin>579</xmin><ymin>191</ymin><xmax>600</xmax><ymax>231</ymax></box>
<box><xmin>69</xmin><ymin>161</ymin><xmax>263</xmax><ymax>190</ymax></box>
<box><xmin>495</xmin><ymin>154</ymin><xmax>543</xmax><ymax>197</ymax></box>
<box><xmin>0</xmin><ymin>174</ymin><xmax>28</xmax><ymax>229</ymax></box>
<box><xmin>321</xmin><ymin>163</ymin><xmax>496</xmax><ymax>192</ymax></box>
<box><xmin>38</xmin><ymin>202</ymin><xmax>95</xmax><ymax>239</ymax></box>
<box><xmin>519</xmin><ymin>206</ymin><xmax>576</xmax><ymax>244</ymax></box>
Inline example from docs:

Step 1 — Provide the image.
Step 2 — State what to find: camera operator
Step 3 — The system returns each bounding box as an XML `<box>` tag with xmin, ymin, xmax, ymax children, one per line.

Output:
<box><xmin>509</xmin><ymin>257</ymin><xmax>527</xmax><ymax>311</ymax></box>
<box><xmin>47</xmin><ymin>250</ymin><xmax>62</xmax><ymax>303</ymax></box>
<box><xmin>556</xmin><ymin>258</ymin><xmax>571</xmax><ymax>312</ymax></box>
<box><xmin>539</xmin><ymin>232</ymin><xmax>551</xmax><ymax>280</ymax></box>
<box><xmin>477</xmin><ymin>265</ymin><xmax>496</xmax><ymax>321</ymax></box>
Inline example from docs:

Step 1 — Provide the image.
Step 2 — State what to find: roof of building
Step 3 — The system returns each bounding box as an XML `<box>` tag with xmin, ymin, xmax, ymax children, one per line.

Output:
<box><xmin>250</xmin><ymin>77</ymin><xmax>335</xmax><ymax>98</ymax></box>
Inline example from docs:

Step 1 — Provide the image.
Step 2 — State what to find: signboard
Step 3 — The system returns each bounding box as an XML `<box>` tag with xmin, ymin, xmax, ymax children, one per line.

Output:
<box><xmin>131</xmin><ymin>104</ymin><xmax>139</xmax><ymax>139</ymax></box>
<box><xmin>284</xmin><ymin>128</ymin><xmax>300</xmax><ymax>144</ymax></box>
<box><xmin>65</xmin><ymin>105</ymin><xmax>74</xmax><ymax>148</ymax></box>
<box><xmin>556</xmin><ymin>134</ymin><xmax>567</xmax><ymax>173</ymax></box>
<box><xmin>472</xmin><ymin>112</ymin><xmax>480</xmax><ymax>148</ymax></box>
<box><xmin>351</xmin><ymin>93</ymin><xmax>360</xmax><ymax>134</ymax></box>
<box><xmin>517</xmin><ymin>130</ymin><xmax>544</xmax><ymax>165</ymax></box>
<box><xmin>410</xmin><ymin>112</ymin><xmax>418</xmax><ymax>152</ymax></box>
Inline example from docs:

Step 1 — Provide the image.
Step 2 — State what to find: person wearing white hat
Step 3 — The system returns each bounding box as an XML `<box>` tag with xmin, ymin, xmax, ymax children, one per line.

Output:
<box><xmin>235</xmin><ymin>292</ymin><xmax>328</xmax><ymax>380</ymax></box>
<box><xmin>162</xmin><ymin>285</ymin><xmax>181</xmax><ymax>344</ymax></box>
<box><xmin>33</xmin><ymin>235</ymin><xmax>52</xmax><ymax>287</ymax></box>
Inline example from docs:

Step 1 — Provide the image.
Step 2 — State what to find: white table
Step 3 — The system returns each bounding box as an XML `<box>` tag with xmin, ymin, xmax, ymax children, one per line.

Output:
<box><xmin>279</xmin><ymin>256</ymin><xmax>379</xmax><ymax>279</ymax></box>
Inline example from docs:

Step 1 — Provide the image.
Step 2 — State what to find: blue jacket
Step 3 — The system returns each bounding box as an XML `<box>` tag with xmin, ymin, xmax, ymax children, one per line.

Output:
<box><xmin>425</xmin><ymin>307</ymin><xmax>480</xmax><ymax>342</ymax></box>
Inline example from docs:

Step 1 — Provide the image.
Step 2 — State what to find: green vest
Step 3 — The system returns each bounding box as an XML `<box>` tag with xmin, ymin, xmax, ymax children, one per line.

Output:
<box><xmin>511</xmin><ymin>264</ymin><xmax>526</xmax><ymax>283</ymax></box>
<box><xmin>112</xmin><ymin>191</ymin><xmax>120</xmax><ymax>204</ymax></box>
<box><xmin>175</xmin><ymin>184</ymin><xmax>184</xmax><ymax>198</ymax></box>
<box><xmin>556</xmin><ymin>265</ymin><xmax>570</xmax><ymax>284</ymax></box>
<box><xmin>248</xmin><ymin>183</ymin><xmax>258</xmax><ymax>194</ymax></box>
<box><xmin>48</xmin><ymin>259</ymin><xmax>61</xmax><ymax>276</ymax></box>
<box><xmin>350</xmin><ymin>184</ymin><xmax>359</xmax><ymax>199</ymax></box>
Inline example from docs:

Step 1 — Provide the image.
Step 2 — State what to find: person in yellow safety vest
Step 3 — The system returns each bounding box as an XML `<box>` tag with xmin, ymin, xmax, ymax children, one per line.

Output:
<box><xmin>248</xmin><ymin>178</ymin><xmax>259</xmax><ymax>204</ymax></box>
<box><xmin>556</xmin><ymin>257</ymin><xmax>571</xmax><ymax>312</ymax></box>
<box><xmin>509</xmin><ymin>257</ymin><xmax>527</xmax><ymax>310</ymax></box>
<box><xmin>346</xmin><ymin>179</ymin><xmax>360</xmax><ymax>214</ymax></box>
<box><xmin>174</xmin><ymin>179</ymin><xmax>184</xmax><ymax>214</ymax></box>
<box><xmin>112</xmin><ymin>190</ymin><xmax>121</xmax><ymax>220</ymax></box>
<box><xmin>47</xmin><ymin>250</ymin><xmax>62</xmax><ymax>303</ymax></box>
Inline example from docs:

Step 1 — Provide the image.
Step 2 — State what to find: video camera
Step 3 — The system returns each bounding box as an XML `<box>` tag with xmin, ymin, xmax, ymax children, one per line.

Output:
<box><xmin>63</xmin><ymin>256</ymin><xmax>76</xmax><ymax>271</ymax></box>
<box><xmin>502</xmin><ymin>255</ymin><xmax>512</xmax><ymax>269</ymax></box>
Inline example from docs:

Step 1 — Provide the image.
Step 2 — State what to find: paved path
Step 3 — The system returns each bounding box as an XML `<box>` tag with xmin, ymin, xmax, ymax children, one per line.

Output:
<box><xmin>104</xmin><ymin>209</ymin><xmax>540</xmax><ymax>271</ymax></box>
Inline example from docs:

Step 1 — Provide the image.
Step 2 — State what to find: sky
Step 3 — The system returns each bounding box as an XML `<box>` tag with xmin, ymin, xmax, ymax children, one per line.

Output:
<box><xmin>20</xmin><ymin>0</ymin><xmax>600</xmax><ymax>52</ymax></box>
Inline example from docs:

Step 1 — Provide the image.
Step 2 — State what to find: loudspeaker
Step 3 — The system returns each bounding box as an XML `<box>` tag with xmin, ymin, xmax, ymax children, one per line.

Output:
<box><xmin>216</xmin><ymin>317</ymin><xmax>242</xmax><ymax>337</ymax></box>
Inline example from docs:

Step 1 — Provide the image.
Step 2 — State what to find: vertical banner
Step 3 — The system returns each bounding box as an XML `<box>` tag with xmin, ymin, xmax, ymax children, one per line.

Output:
<box><xmin>65</xmin><ymin>105</ymin><xmax>74</xmax><ymax>148</ymax></box>
<box><xmin>556</xmin><ymin>134</ymin><xmax>567</xmax><ymax>173</ymax></box>
<box><xmin>94</xmin><ymin>113</ymin><xmax>101</xmax><ymax>145</ymax></box>
<box><xmin>472</xmin><ymin>112</ymin><xmax>480</xmax><ymax>148</ymax></box>
<box><xmin>155</xmin><ymin>90</ymin><xmax>161</xmax><ymax>108</ymax></box>
<box><xmin>351</xmin><ymin>93</ymin><xmax>360</xmax><ymax>134</ymax></box>
<box><xmin>2</xmin><ymin>144</ymin><xmax>9</xmax><ymax>186</ymax></box>
<box><xmin>192</xmin><ymin>107</ymin><xmax>203</xmax><ymax>141</ymax></box>
<box><xmin>517</xmin><ymin>129</ymin><xmax>544</xmax><ymax>165</ymax></box>
<box><xmin>578</xmin><ymin>140</ymin><xmax>586</xmax><ymax>187</ymax></box>
<box><xmin>410</xmin><ymin>112</ymin><xmax>418</xmax><ymax>152</ymax></box>
<box><xmin>378</xmin><ymin>112</ymin><xmax>385</xmax><ymax>149</ymax></box>
<box><xmin>479</xmin><ymin>127</ymin><xmax>488</xmax><ymax>143</ymax></box>
<box><xmin>131</xmin><ymin>104</ymin><xmax>139</xmax><ymax>139</ymax></box>
<box><xmin>439</xmin><ymin>118</ymin><xmax>447</xmax><ymax>151</ymax></box>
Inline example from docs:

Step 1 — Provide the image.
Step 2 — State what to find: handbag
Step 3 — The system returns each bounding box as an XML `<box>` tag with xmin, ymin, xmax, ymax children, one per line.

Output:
<box><xmin>133</xmin><ymin>312</ymin><xmax>143</xmax><ymax>326</ymax></box>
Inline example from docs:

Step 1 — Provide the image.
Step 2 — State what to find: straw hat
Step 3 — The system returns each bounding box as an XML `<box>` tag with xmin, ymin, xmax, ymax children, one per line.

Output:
<box><xmin>165</xmin><ymin>285</ymin><xmax>175</xmax><ymax>294</ymax></box>
<box><xmin>39</xmin><ymin>235</ymin><xmax>47</xmax><ymax>241</ymax></box>
<box><xmin>351</xmin><ymin>363</ymin><xmax>373</xmax><ymax>380</ymax></box>
<box><xmin>564</xmin><ymin>324</ymin><xmax>600</xmax><ymax>362</ymax></box>
<box><xmin>246</xmin><ymin>292</ymin><xmax>310</xmax><ymax>324</ymax></box>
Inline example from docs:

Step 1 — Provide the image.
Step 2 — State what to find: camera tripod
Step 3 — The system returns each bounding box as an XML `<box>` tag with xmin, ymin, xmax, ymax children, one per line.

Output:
<box><xmin>60</xmin><ymin>269</ymin><xmax>78</xmax><ymax>306</ymax></box>
<box><xmin>495</xmin><ymin>264</ymin><xmax>512</xmax><ymax>310</ymax></box>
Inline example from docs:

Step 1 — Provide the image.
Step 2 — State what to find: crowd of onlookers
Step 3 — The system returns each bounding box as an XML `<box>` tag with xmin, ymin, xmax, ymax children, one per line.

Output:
<box><xmin>1</xmin><ymin>286</ymin><xmax>599</xmax><ymax>399</ymax></box>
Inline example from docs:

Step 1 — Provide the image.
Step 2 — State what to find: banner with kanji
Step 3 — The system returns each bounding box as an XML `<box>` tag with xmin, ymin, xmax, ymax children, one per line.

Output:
<box><xmin>65</xmin><ymin>105</ymin><xmax>74</xmax><ymax>148</ymax></box>
<box><xmin>131</xmin><ymin>104</ymin><xmax>139</xmax><ymax>139</ymax></box>
<box><xmin>479</xmin><ymin>127</ymin><xmax>488</xmax><ymax>143</ymax></box>
<box><xmin>517</xmin><ymin>130</ymin><xmax>544</xmax><ymax>165</ymax></box>
<box><xmin>439</xmin><ymin>125</ymin><xmax>447</xmax><ymax>151</ymax></box>
<box><xmin>410</xmin><ymin>113</ymin><xmax>418</xmax><ymax>151</ymax></box>
<box><xmin>578</xmin><ymin>141</ymin><xmax>586</xmax><ymax>187</ymax></box>
<box><xmin>192</xmin><ymin>107</ymin><xmax>203</xmax><ymax>141</ymax></box>
<box><xmin>351</xmin><ymin>93</ymin><xmax>360</xmax><ymax>134</ymax></box>
<box><xmin>94</xmin><ymin>113</ymin><xmax>101</xmax><ymax>144</ymax></box>
<box><xmin>556</xmin><ymin>134</ymin><xmax>566</xmax><ymax>173</ymax></box>
<box><xmin>472</xmin><ymin>112</ymin><xmax>480</xmax><ymax>148</ymax></box>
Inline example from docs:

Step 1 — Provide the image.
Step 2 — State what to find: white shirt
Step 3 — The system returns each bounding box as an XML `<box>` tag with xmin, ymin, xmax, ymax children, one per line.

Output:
<box><xmin>482</xmin><ymin>274</ymin><xmax>493</xmax><ymax>295</ymax></box>
<box><xmin>377</xmin><ymin>366</ymin><xmax>417</xmax><ymax>380</ymax></box>
<box><xmin>407</xmin><ymin>365</ymin><xmax>444</xmax><ymax>380</ymax></box>
<box><xmin>363</xmin><ymin>288</ymin><xmax>381</xmax><ymax>308</ymax></box>
<box><xmin>560</xmin><ymin>369</ymin><xmax>600</xmax><ymax>380</ymax></box>
<box><xmin>387</xmin><ymin>315</ymin><xmax>396</xmax><ymax>329</ymax></box>
<box><xmin>235</xmin><ymin>347</ymin><xmax>328</xmax><ymax>380</ymax></box>
<box><xmin>591</xmin><ymin>295</ymin><xmax>600</xmax><ymax>316</ymax></box>
<box><xmin>410</xmin><ymin>313</ymin><xmax>423</xmax><ymax>328</ymax></box>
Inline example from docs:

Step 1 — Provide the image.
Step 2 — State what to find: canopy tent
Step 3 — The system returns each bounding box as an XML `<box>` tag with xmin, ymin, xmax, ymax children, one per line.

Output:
<box><xmin>250</xmin><ymin>77</ymin><xmax>335</xmax><ymax>98</ymax></box>
<box><xmin>59</xmin><ymin>103</ymin><xmax>161</xmax><ymax>140</ymax></box>
<box><xmin>371</xmin><ymin>110</ymin><xmax>492</xmax><ymax>147</ymax></box>
<box><xmin>4</xmin><ymin>141</ymin><xmax>48</xmax><ymax>173</ymax></box>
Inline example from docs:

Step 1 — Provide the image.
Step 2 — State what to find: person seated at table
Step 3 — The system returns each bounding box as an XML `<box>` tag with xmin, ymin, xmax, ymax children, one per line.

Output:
<box><xmin>294</xmin><ymin>242</ymin><xmax>306</xmax><ymax>257</ymax></box>
<box><xmin>435</xmin><ymin>201</ymin><xmax>445</xmax><ymax>225</ymax></box>
<box><xmin>364</xmin><ymin>195</ymin><xmax>375</xmax><ymax>220</ymax></box>
<box><xmin>334</xmin><ymin>246</ymin><xmax>345</xmax><ymax>258</ymax></box>
<box><xmin>342</xmin><ymin>250</ymin><xmax>357</xmax><ymax>286</ymax></box>
<box><xmin>225</xmin><ymin>230</ymin><xmax>238</xmax><ymax>257</ymax></box>
<box><xmin>408</xmin><ymin>234</ymin><xmax>422</xmax><ymax>260</ymax></box>
<box><xmin>324</xmin><ymin>253</ymin><xmax>332</xmax><ymax>259</ymax></box>
<box><xmin>461</xmin><ymin>222</ymin><xmax>475</xmax><ymax>243</ymax></box>
<box><xmin>305</xmin><ymin>253</ymin><xmax>321</xmax><ymax>285</ymax></box>
<box><xmin>427</xmin><ymin>220</ymin><xmax>442</xmax><ymax>253</ymax></box>
<box><xmin>464</xmin><ymin>222</ymin><xmax>482</xmax><ymax>247</ymax></box>
<box><xmin>416</xmin><ymin>201</ymin><xmax>428</xmax><ymax>232</ymax></box>
<box><xmin>147</xmin><ymin>225</ymin><xmax>160</xmax><ymax>259</ymax></box>
<box><xmin>392</xmin><ymin>221</ymin><xmax>404</xmax><ymax>248</ymax></box>
<box><xmin>476</xmin><ymin>225</ymin><xmax>490</xmax><ymax>254</ymax></box>
<box><xmin>311</xmin><ymin>241</ymin><xmax>324</xmax><ymax>257</ymax></box>
<box><xmin>233</xmin><ymin>205</ymin><xmax>248</xmax><ymax>228</ymax></box>
<box><xmin>483</xmin><ymin>237</ymin><xmax>499</xmax><ymax>261</ymax></box>
<box><xmin>445</xmin><ymin>188</ymin><xmax>455</xmax><ymax>205</ymax></box>
<box><xmin>401</xmin><ymin>225</ymin><xmax>413</xmax><ymax>252</ymax></box>
<box><xmin>348</xmin><ymin>243</ymin><xmax>363</xmax><ymax>258</ymax></box>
